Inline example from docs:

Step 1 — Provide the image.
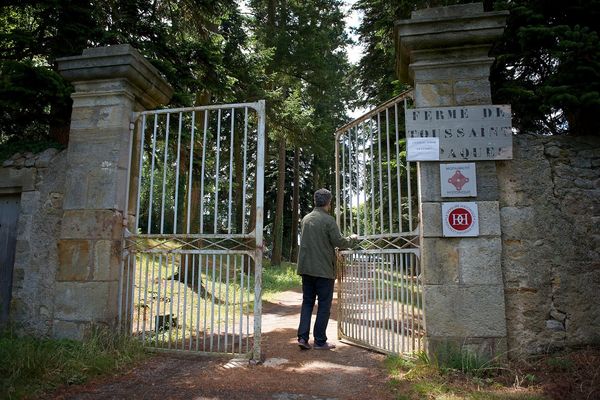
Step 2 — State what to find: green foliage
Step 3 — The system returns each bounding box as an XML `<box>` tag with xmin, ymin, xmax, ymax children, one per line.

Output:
<box><xmin>0</xmin><ymin>326</ymin><xmax>146</xmax><ymax>400</ymax></box>
<box><xmin>384</xmin><ymin>351</ymin><xmax>548</xmax><ymax>400</ymax></box>
<box><xmin>353</xmin><ymin>0</ymin><xmax>478</xmax><ymax>107</ymax></box>
<box><xmin>491</xmin><ymin>0</ymin><xmax>600</xmax><ymax>135</ymax></box>
<box><xmin>260</xmin><ymin>259</ymin><xmax>302</xmax><ymax>300</ymax></box>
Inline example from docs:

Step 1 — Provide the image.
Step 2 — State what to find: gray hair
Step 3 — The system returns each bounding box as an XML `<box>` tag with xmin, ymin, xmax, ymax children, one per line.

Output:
<box><xmin>314</xmin><ymin>188</ymin><xmax>332</xmax><ymax>207</ymax></box>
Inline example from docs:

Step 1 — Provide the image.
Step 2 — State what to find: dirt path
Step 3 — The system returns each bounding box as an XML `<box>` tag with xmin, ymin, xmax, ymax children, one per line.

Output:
<box><xmin>47</xmin><ymin>289</ymin><xmax>394</xmax><ymax>400</ymax></box>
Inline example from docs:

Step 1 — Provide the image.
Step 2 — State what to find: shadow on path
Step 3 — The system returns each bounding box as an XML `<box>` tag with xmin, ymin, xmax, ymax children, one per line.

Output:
<box><xmin>47</xmin><ymin>289</ymin><xmax>394</xmax><ymax>400</ymax></box>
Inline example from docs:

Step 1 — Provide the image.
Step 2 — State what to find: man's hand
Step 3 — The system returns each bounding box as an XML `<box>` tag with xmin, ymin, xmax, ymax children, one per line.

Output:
<box><xmin>349</xmin><ymin>234</ymin><xmax>358</xmax><ymax>240</ymax></box>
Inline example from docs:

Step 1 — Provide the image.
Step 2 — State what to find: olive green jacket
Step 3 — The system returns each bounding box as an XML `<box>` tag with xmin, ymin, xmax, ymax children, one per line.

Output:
<box><xmin>297</xmin><ymin>207</ymin><xmax>355</xmax><ymax>279</ymax></box>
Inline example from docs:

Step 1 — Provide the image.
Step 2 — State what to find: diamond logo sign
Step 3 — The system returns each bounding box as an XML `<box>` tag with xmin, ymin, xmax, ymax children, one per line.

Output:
<box><xmin>440</xmin><ymin>163</ymin><xmax>477</xmax><ymax>197</ymax></box>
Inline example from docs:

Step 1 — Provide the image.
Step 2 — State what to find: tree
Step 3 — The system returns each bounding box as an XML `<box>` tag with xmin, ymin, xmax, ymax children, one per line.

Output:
<box><xmin>249</xmin><ymin>0</ymin><xmax>353</xmax><ymax>265</ymax></box>
<box><xmin>490</xmin><ymin>0</ymin><xmax>600</xmax><ymax>135</ymax></box>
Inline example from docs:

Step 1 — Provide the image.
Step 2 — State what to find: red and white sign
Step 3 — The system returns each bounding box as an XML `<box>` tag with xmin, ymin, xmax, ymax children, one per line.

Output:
<box><xmin>442</xmin><ymin>202</ymin><xmax>479</xmax><ymax>237</ymax></box>
<box><xmin>440</xmin><ymin>163</ymin><xmax>477</xmax><ymax>197</ymax></box>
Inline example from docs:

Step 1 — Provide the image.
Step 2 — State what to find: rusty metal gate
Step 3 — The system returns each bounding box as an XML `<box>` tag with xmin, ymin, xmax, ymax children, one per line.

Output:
<box><xmin>334</xmin><ymin>91</ymin><xmax>424</xmax><ymax>354</ymax></box>
<box><xmin>119</xmin><ymin>101</ymin><xmax>265</xmax><ymax>360</ymax></box>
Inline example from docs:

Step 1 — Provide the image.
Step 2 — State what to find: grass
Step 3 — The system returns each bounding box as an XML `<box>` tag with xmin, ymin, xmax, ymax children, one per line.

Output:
<box><xmin>261</xmin><ymin>259</ymin><xmax>302</xmax><ymax>301</ymax></box>
<box><xmin>385</xmin><ymin>351</ymin><xmax>549</xmax><ymax>400</ymax></box>
<box><xmin>0</xmin><ymin>326</ymin><xmax>146</xmax><ymax>400</ymax></box>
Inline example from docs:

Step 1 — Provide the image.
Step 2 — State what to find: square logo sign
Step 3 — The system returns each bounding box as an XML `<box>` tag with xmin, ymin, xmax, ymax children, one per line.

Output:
<box><xmin>440</xmin><ymin>163</ymin><xmax>477</xmax><ymax>197</ymax></box>
<box><xmin>442</xmin><ymin>202</ymin><xmax>479</xmax><ymax>237</ymax></box>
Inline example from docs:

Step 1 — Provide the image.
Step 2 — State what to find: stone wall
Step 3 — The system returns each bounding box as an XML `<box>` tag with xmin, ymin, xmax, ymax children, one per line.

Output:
<box><xmin>498</xmin><ymin>134</ymin><xmax>600</xmax><ymax>355</ymax></box>
<box><xmin>1</xmin><ymin>148</ymin><xmax>65</xmax><ymax>336</ymax></box>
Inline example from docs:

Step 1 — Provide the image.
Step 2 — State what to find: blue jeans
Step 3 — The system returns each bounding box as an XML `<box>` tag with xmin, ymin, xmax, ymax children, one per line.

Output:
<box><xmin>297</xmin><ymin>275</ymin><xmax>334</xmax><ymax>346</ymax></box>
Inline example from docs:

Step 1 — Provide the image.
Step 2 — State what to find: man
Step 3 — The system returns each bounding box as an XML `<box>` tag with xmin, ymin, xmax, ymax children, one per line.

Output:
<box><xmin>296</xmin><ymin>188</ymin><xmax>357</xmax><ymax>350</ymax></box>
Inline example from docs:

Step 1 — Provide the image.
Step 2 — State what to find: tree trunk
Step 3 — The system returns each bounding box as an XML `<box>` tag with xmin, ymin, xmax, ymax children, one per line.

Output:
<box><xmin>270</xmin><ymin>137</ymin><xmax>286</xmax><ymax>266</ymax></box>
<box><xmin>290</xmin><ymin>147</ymin><xmax>300</xmax><ymax>263</ymax></box>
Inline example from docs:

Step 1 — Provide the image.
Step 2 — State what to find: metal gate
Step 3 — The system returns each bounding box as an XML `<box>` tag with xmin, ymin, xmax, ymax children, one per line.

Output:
<box><xmin>119</xmin><ymin>101</ymin><xmax>265</xmax><ymax>360</ymax></box>
<box><xmin>334</xmin><ymin>91</ymin><xmax>424</xmax><ymax>354</ymax></box>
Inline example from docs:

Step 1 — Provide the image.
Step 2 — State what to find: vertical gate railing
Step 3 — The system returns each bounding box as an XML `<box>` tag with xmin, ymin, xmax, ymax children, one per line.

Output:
<box><xmin>334</xmin><ymin>90</ymin><xmax>424</xmax><ymax>354</ymax></box>
<box><xmin>119</xmin><ymin>101</ymin><xmax>265</xmax><ymax>360</ymax></box>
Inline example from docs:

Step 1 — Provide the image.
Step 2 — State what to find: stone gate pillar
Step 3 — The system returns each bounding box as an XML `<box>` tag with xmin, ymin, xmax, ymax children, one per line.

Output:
<box><xmin>55</xmin><ymin>45</ymin><xmax>173</xmax><ymax>338</ymax></box>
<box><xmin>395</xmin><ymin>4</ymin><xmax>510</xmax><ymax>359</ymax></box>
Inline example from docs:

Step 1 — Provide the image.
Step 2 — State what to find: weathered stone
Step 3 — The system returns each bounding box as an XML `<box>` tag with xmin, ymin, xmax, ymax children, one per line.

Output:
<box><xmin>454</xmin><ymin>79</ymin><xmax>492</xmax><ymax>105</ymax></box>
<box><xmin>34</xmin><ymin>148</ymin><xmax>59</xmax><ymax>168</ymax></box>
<box><xmin>420</xmin><ymin>202</ymin><xmax>442</xmax><ymax>237</ymax></box>
<box><xmin>544</xmin><ymin>146</ymin><xmax>562</xmax><ymax>158</ymax></box>
<box><xmin>57</xmin><ymin>240</ymin><xmax>91</xmax><ymax>281</ymax></box>
<box><xmin>423</xmin><ymin>284</ymin><xmax>507</xmax><ymax>337</ymax></box>
<box><xmin>414</xmin><ymin>83</ymin><xmax>454</xmax><ymax>107</ymax></box>
<box><xmin>458</xmin><ymin>237</ymin><xmax>502</xmax><ymax>284</ymax></box>
<box><xmin>19</xmin><ymin>191</ymin><xmax>40</xmax><ymax>215</ymax></box>
<box><xmin>60</xmin><ymin>209</ymin><xmax>122</xmax><ymax>240</ymax></box>
<box><xmin>546</xmin><ymin>320</ymin><xmax>564</xmax><ymax>331</ymax></box>
<box><xmin>53</xmin><ymin>281</ymin><xmax>119</xmax><ymax>321</ymax></box>
<box><xmin>93</xmin><ymin>240</ymin><xmax>121</xmax><ymax>281</ymax></box>
<box><xmin>476</xmin><ymin>201</ymin><xmax>501</xmax><ymax>236</ymax></box>
<box><xmin>52</xmin><ymin>320</ymin><xmax>88</xmax><ymax>340</ymax></box>
<box><xmin>0</xmin><ymin>167</ymin><xmax>36</xmax><ymax>191</ymax></box>
<box><xmin>421</xmin><ymin>237</ymin><xmax>460</xmax><ymax>284</ymax></box>
<box><xmin>3</xmin><ymin>159</ymin><xmax>15</xmax><ymax>167</ymax></box>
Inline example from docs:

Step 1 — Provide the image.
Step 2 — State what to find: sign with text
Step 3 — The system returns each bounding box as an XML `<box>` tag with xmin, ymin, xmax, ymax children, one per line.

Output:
<box><xmin>442</xmin><ymin>202</ymin><xmax>479</xmax><ymax>237</ymax></box>
<box><xmin>440</xmin><ymin>163</ymin><xmax>477</xmax><ymax>197</ymax></box>
<box><xmin>406</xmin><ymin>137</ymin><xmax>440</xmax><ymax>161</ymax></box>
<box><xmin>405</xmin><ymin>105</ymin><xmax>512</xmax><ymax>161</ymax></box>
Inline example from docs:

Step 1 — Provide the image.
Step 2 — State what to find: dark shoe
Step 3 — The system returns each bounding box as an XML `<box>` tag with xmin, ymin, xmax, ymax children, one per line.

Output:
<box><xmin>298</xmin><ymin>338</ymin><xmax>311</xmax><ymax>350</ymax></box>
<box><xmin>313</xmin><ymin>342</ymin><xmax>336</xmax><ymax>350</ymax></box>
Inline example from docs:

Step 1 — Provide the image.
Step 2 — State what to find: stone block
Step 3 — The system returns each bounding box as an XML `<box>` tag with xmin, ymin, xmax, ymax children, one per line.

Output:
<box><xmin>458</xmin><ymin>237</ymin><xmax>502</xmax><ymax>284</ymax></box>
<box><xmin>0</xmin><ymin>167</ymin><xmax>36</xmax><ymax>191</ymax></box>
<box><xmin>477</xmin><ymin>201</ymin><xmax>501</xmax><ymax>236</ymax></box>
<box><xmin>61</xmin><ymin>209</ymin><xmax>123</xmax><ymax>240</ymax></box>
<box><xmin>62</xmin><ymin>169</ymin><xmax>88</xmax><ymax>210</ymax></box>
<box><xmin>423</xmin><ymin>284</ymin><xmax>507</xmax><ymax>337</ymax></box>
<box><xmin>421</xmin><ymin>202</ymin><xmax>442</xmax><ymax>237</ymax></box>
<box><xmin>413</xmin><ymin>62</ymin><xmax>495</xmax><ymax>83</ymax></box>
<box><xmin>52</xmin><ymin>320</ymin><xmax>88</xmax><ymax>340</ymax></box>
<box><xmin>475</xmin><ymin>162</ymin><xmax>499</xmax><ymax>201</ymax></box>
<box><xmin>34</xmin><ymin>148</ymin><xmax>60</xmax><ymax>168</ymax></box>
<box><xmin>70</xmin><ymin>102</ymin><xmax>132</xmax><ymax>131</ymax></box>
<box><xmin>500</xmin><ymin>206</ymin><xmax>535</xmax><ymax>239</ymax></box>
<box><xmin>16</xmin><ymin>214</ymin><xmax>33</xmax><ymax>239</ymax></box>
<box><xmin>86</xmin><ymin>166</ymin><xmax>118</xmax><ymax>209</ymax></box>
<box><xmin>425</xmin><ymin>336</ymin><xmax>508</xmax><ymax>363</ymax></box>
<box><xmin>418</xmin><ymin>162</ymin><xmax>441</xmax><ymax>202</ymax></box>
<box><xmin>454</xmin><ymin>79</ymin><xmax>492</xmax><ymax>105</ymax></box>
<box><xmin>57</xmin><ymin>240</ymin><xmax>91</xmax><ymax>281</ymax></box>
<box><xmin>93</xmin><ymin>240</ymin><xmax>121</xmax><ymax>281</ymax></box>
<box><xmin>414</xmin><ymin>82</ymin><xmax>454</xmax><ymax>107</ymax></box>
<box><xmin>421</xmin><ymin>237</ymin><xmax>460</xmax><ymax>284</ymax></box>
<box><xmin>54</xmin><ymin>281</ymin><xmax>119</xmax><ymax>321</ymax></box>
<box><xmin>19</xmin><ymin>191</ymin><xmax>40</xmax><ymax>215</ymax></box>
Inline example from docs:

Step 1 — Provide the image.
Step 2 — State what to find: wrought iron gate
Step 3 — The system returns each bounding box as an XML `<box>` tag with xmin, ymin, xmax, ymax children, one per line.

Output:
<box><xmin>334</xmin><ymin>91</ymin><xmax>424</xmax><ymax>354</ymax></box>
<box><xmin>119</xmin><ymin>101</ymin><xmax>265</xmax><ymax>360</ymax></box>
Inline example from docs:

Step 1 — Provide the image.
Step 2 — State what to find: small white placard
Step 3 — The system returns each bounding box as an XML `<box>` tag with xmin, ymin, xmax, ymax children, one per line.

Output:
<box><xmin>407</xmin><ymin>137</ymin><xmax>440</xmax><ymax>161</ymax></box>
<box><xmin>442</xmin><ymin>202</ymin><xmax>479</xmax><ymax>237</ymax></box>
<box><xmin>440</xmin><ymin>163</ymin><xmax>477</xmax><ymax>197</ymax></box>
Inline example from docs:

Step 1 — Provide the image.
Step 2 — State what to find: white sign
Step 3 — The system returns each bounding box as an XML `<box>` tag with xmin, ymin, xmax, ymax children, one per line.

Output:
<box><xmin>406</xmin><ymin>137</ymin><xmax>440</xmax><ymax>161</ymax></box>
<box><xmin>405</xmin><ymin>105</ymin><xmax>513</xmax><ymax>161</ymax></box>
<box><xmin>440</xmin><ymin>163</ymin><xmax>477</xmax><ymax>197</ymax></box>
<box><xmin>442</xmin><ymin>202</ymin><xmax>479</xmax><ymax>237</ymax></box>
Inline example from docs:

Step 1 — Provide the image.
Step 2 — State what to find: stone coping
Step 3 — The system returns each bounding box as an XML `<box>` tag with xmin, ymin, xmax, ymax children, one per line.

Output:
<box><xmin>394</xmin><ymin>3</ymin><xmax>508</xmax><ymax>83</ymax></box>
<box><xmin>57</xmin><ymin>44</ymin><xmax>173</xmax><ymax>109</ymax></box>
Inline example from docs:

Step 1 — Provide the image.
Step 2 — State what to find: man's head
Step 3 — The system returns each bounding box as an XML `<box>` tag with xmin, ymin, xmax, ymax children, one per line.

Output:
<box><xmin>314</xmin><ymin>188</ymin><xmax>332</xmax><ymax>209</ymax></box>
